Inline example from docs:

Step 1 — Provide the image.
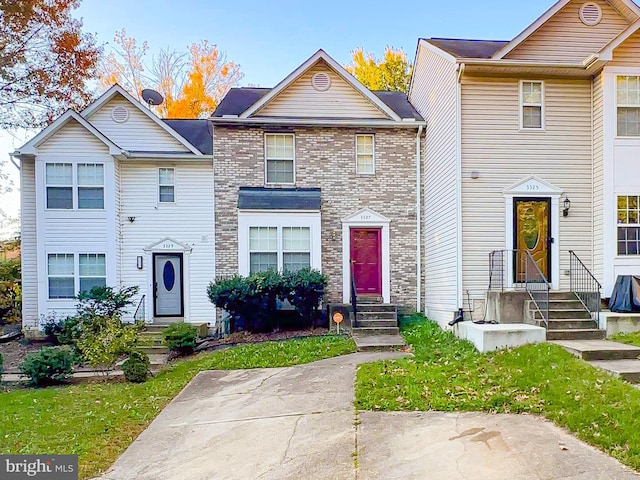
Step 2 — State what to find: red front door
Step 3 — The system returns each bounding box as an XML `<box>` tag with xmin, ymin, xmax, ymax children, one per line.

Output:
<box><xmin>350</xmin><ymin>228</ymin><xmax>382</xmax><ymax>296</ymax></box>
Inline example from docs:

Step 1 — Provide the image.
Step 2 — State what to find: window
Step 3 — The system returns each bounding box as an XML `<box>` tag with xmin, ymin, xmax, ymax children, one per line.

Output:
<box><xmin>283</xmin><ymin>227</ymin><xmax>311</xmax><ymax>272</ymax></box>
<box><xmin>265</xmin><ymin>134</ymin><xmax>294</xmax><ymax>184</ymax></box>
<box><xmin>356</xmin><ymin>135</ymin><xmax>375</xmax><ymax>174</ymax></box>
<box><xmin>46</xmin><ymin>163</ymin><xmax>73</xmax><ymax>209</ymax></box>
<box><xmin>618</xmin><ymin>196</ymin><xmax>640</xmax><ymax>255</ymax></box>
<box><xmin>77</xmin><ymin>163</ymin><xmax>104</xmax><ymax>209</ymax></box>
<box><xmin>520</xmin><ymin>81</ymin><xmax>544</xmax><ymax>129</ymax></box>
<box><xmin>48</xmin><ymin>254</ymin><xmax>75</xmax><ymax>298</ymax></box>
<box><xmin>617</xmin><ymin>76</ymin><xmax>640</xmax><ymax>136</ymax></box>
<box><xmin>249</xmin><ymin>227</ymin><xmax>278</xmax><ymax>274</ymax></box>
<box><xmin>159</xmin><ymin>168</ymin><xmax>175</xmax><ymax>203</ymax></box>
<box><xmin>79</xmin><ymin>254</ymin><xmax>106</xmax><ymax>293</ymax></box>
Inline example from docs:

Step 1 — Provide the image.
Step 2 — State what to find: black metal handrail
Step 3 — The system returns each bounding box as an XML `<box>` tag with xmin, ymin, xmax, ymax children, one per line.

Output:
<box><xmin>524</xmin><ymin>250</ymin><xmax>550</xmax><ymax>328</ymax></box>
<box><xmin>569</xmin><ymin>250</ymin><xmax>601</xmax><ymax>323</ymax></box>
<box><xmin>134</xmin><ymin>295</ymin><xmax>146</xmax><ymax>323</ymax></box>
<box><xmin>350</xmin><ymin>261</ymin><xmax>358</xmax><ymax>328</ymax></box>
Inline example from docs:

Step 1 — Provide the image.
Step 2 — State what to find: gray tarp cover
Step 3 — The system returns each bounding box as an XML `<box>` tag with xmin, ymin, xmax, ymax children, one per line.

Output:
<box><xmin>609</xmin><ymin>275</ymin><xmax>640</xmax><ymax>312</ymax></box>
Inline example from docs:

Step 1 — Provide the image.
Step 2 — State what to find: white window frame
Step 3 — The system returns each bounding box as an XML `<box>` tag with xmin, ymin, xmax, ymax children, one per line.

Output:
<box><xmin>282</xmin><ymin>226</ymin><xmax>312</xmax><ymax>272</ymax></box>
<box><xmin>247</xmin><ymin>226</ymin><xmax>312</xmax><ymax>274</ymax></box>
<box><xmin>77</xmin><ymin>163</ymin><xmax>105</xmax><ymax>210</ymax></box>
<box><xmin>616</xmin><ymin>75</ymin><xmax>640</xmax><ymax>137</ymax></box>
<box><xmin>158</xmin><ymin>167</ymin><xmax>176</xmax><ymax>204</ymax></box>
<box><xmin>248</xmin><ymin>226</ymin><xmax>278</xmax><ymax>274</ymax></box>
<box><xmin>47</xmin><ymin>253</ymin><xmax>107</xmax><ymax>299</ymax></box>
<box><xmin>616</xmin><ymin>195</ymin><xmax>640</xmax><ymax>255</ymax></box>
<box><xmin>355</xmin><ymin>134</ymin><xmax>375</xmax><ymax>175</ymax></box>
<box><xmin>264</xmin><ymin>133</ymin><xmax>295</xmax><ymax>185</ymax></box>
<box><xmin>78</xmin><ymin>253</ymin><xmax>107</xmax><ymax>293</ymax></box>
<box><xmin>519</xmin><ymin>80</ymin><xmax>545</xmax><ymax>131</ymax></box>
<box><xmin>47</xmin><ymin>253</ymin><xmax>75</xmax><ymax>299</ymax></box>
<box><xmin>45</xmin><ymin>163</ymin><xmax>73</xmax><ymax>210</ymax></box>
<box><xmin>45</xmin><ymin>162</ymin><xmax>106</xmax><ymax>210</ymax></box>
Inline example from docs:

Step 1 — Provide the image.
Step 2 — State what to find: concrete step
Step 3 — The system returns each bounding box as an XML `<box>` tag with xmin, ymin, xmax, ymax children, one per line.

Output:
<box><xmin>356</xmin><ymin>304</ymin><xmax>397</xmax><ymax>313</ymax></box>
<box><xmin>533</xmin><ymin>309</ymin><xmax>592</xmax><ymax>320</ymax></box>
<box><xmin>356</xmin><ymin>311</ymin><xmax>397</xmax><ymax>321</ymax></box>
<box><xmin>546</xmin><ymin>300</ymin><xmax>589</xmax><ymax>310</ymax></box>
<box><xmin>137</xmin><ymin>345</ymin><xmax>170</xmax><ymax>355</ymax></box>
<box><xmin>546</xmin><ymin>329</ymin><xmax>606</xmax><ymax>341</ymax></box>
<box><xmin>356</xmin><ymin>296</ymin><xmax>383</xmax><ymax>304</ymax></box>
<box><xmin>143</xmin><ymin>325</ymin><xmax>169</xmax><ymax>333</ymax></box>
<box><xmin>547</xmin><ymin>292</ymin><xmax>579</xmax><ymax>301</ymax></box>
<box><xmin>589</xmin><ymin>359</ymin><xmax>640</xmax><ymax>383</ymax></box>
<box><xmin>551</xmin><ymin>339</ymin><xmax>640</xmax><ymax>361</ymax></box>
<box><xmin>356</xmin><ymin>319</ymin><xmax>399</xmax><ymax>328</ymax></box>
<box><xmin>353</xmin><ymin>334</ymin><xmax>405</xmax><ymax>351</ymax></box>
<box><xmin>545</xmin><ymin>319</ymin><xmax>599</xmax><ymax>330</ymax></box>
<box><xmin>352</xmin><ymin>326</ymin><xmax>400</xmax><ymax>336</ymax></box>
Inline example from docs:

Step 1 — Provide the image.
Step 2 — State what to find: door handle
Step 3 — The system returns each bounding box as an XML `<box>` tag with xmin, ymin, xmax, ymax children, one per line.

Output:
<box><xmin>153</xmin><ymin>282</ymin><xmax>158</xmax><ymax>298</ymax></box>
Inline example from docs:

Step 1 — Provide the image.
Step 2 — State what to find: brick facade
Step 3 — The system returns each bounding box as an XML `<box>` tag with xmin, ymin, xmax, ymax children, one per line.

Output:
<box><xmin>213</xmin><ymin>125</ymin><xmax>420</xmax><ymax>310</ymax></box>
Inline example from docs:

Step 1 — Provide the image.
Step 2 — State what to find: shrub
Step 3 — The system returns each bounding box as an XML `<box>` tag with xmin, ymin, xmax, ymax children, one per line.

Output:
<box><xmin>19</xmin><ymin>346</ymin><xmax>76</xmax><ymax>386</ymax></box>
<box><xmin>76</xmin><ymin>285</ymin><xmax>139</xmax><ymax>319</ymax></box>
<box><xmin>122</xmin><ymin>350</ymin><xmax>150</xmax><ymax>383</ymax></box>
<box><xmin>0</xmin><ymin>258</ymin><xmax>21</xmax><ymax>325</ymax></box>
<box><xmin>41</xmin><ymin>314</ymin><xmax>81</xmax><ymax>345</ymax></box>
<box><xmin>283</xmin><ymin>268</ymin><xmax>327</xmax><ymax>328</ymax></box>
<box><xmin>75</xmin><ymin>317</ymin><xmax>140</xmax><ymax>375</ymax></box>
<box><xmin>163</xmin><ymin>322</ymin><xmax>198</xmax><ymax>355</ymax></box>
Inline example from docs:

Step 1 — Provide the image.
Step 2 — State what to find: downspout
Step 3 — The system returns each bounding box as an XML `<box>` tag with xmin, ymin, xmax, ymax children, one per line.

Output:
<box><xmin>456</xmin><ymin>64</ymin><xmax>465</xmax><ymax>312</ymax></box>
<box><xmin>416</xmin><ymin>124</ymin><xmax>423</xmax><ymax>313</ymax></box>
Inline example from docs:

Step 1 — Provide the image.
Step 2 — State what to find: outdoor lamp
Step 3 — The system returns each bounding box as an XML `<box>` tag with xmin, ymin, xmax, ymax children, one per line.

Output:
<box><xmin>563</xmin><ymin>196</ymin><xmax>571</xmax><ymax>217</ymax></box>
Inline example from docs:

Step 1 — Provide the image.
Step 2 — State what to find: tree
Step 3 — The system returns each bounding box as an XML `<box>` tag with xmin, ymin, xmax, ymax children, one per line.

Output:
<box><xmin>345</xmin><ymin>47</ymin><xmax>412</xmax><ymax>94</ymax></box>
<box><xmin>0</xmin><ymin>0</ymin><xmax>100</xmax><ymax>129</ymax></box>
<box><xmin>98</xmin><ymin>30</ymin><xmax>243</xmax><ymax>118</ymax></box>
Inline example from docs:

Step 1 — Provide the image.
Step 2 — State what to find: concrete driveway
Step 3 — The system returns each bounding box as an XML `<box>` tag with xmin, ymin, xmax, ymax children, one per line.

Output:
<box><xmin>97</xmin><ymin>352</ymin><xmax>639</xmax><ymax>480</ymax></box>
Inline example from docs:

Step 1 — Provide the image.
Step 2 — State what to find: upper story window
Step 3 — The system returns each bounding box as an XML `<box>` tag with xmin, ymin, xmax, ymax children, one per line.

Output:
<box><xmin>520</xmin><ymin>81</ymin><xmax>544</xmax><ymax>130</ymax></box>
<box><xmin>265</xmin><ymin>133</ymin><xmax>294</xmax><ymax>184</ymax></box>
<box><xmin>46</xmin><ymin>162</ymin><xmax>104</xmax><ymax>210</ymax></box>
<box><xmin>617</xmin><ymin>76</ymin><xmax>640</xmax><ymax>136</ymax></box>
<box><xmin>158</xmin><ymin>168</ymin><xmax>175</xmax><ymax>203</ymax></box>
<box><xmin>356</xmin><ymin>134</ymin><xmax>375</xmax><ymax>174</ymax></box>
<box><xmin>618</xmin><ymin>195</ymin><xmax>640</xmax><ymax>255</ymax></box>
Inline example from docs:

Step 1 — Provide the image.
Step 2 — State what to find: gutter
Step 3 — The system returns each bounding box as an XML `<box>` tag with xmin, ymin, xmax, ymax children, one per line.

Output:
<box><xmin>8</xmin><ymin>154</ymin><xmax>20</xmax><ymax>171</ymax></box>
<box><xmin>210</xmin><ymin>117</ymin><xmax>426</xmax><ymax>129</ymax></box>
<box><xmin>119</xmin><ymin>152</ymin><xmax>213</xmax><ymax>160</ymax></box>
<box><xmin>416</xmin><ymin>124</ymin><xmax>423</xmax><ymax>313</ymax></box>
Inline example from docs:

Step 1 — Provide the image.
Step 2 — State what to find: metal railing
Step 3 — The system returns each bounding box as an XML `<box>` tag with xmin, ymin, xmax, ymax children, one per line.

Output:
<box><xmin>350</xmin><ymin>261</ymin><xmax>358</xmax><ymax>328</ymax></box>
<box><xmin>569</xmin><ymin>250</ymin><xmax>601</xmax><ymax>322</ymax></box>
<box><xmin>134</xmin><ymin>295</ymin><xmax>146</xmax><ymax>323</ymax></box>
<box><xmin>524</xmin><ymin>251</ymin><xmax>550</xmax><ymax>328</ymax></box>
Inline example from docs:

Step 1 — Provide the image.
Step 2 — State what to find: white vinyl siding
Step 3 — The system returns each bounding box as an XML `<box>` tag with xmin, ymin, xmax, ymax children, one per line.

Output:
<box><xmin>356</xmin><ymin>134</ymin><xmax>375</xmax><ymax>174</ymax></box>
<box><xmin>20</xmin><ymin>160</ymin><xmax>38</xmax><ymax>328</ymax></box>
<box><xmin>158</xmin><ymin>167</ymin><xmax>175</xmax><ymax>203</ymax></box>
<box><xmin>77</xmin><ymin>163</ymin><xmax>104</xmax><ymax>209</ymax></box>
<box><xmin>520</xmin><ymin>81</ymin><xmax>544</xmax><ymax>130</ymax></box>
<box><xmin>616</xmin><ymin>76</ymin><xmax>640</xmax><ymax>136</ymax></box>
<box><xmin>255</xmin><ymin>63</ymin><xmax>389</xmax><ymax>119</ymax></box>
<box><xmin>79</xmin><ymin>253</ymin><xmax>107</xmax><ymax>292</ymax></box>
<box><xmin>265</xmin><ymin>134</ymin><xmax>295</xmax><ymax>184</ymax></box>
<box><xmin>610</xmin><ymin>29</ymin><xmax>640</xmax><ymax>66</ymax></box>
<box><xmin>408</xmin><ymin>42</ymin><xmax>460</xmax><ymax>322</ymax></box>
<box><xmin>47</xmin><ymin>254</ymin><xmax>75</xmax><ymax>299</ymax></box>
<box><xmin>505</xmin><ymin>0</ymin><xmax>629</xmax><ymax>62</ymax></box>
<box><xmin>45</xmin><ymin>163</ymin><xmax>73</xmax><ymax>209</ymax></box>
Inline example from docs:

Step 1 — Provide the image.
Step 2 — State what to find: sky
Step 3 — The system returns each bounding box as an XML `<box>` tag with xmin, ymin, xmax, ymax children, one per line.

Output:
<box><xmin>0</xmin><ymin>0</ymin><xmax>556</xmax><ymax>230</ymax></box>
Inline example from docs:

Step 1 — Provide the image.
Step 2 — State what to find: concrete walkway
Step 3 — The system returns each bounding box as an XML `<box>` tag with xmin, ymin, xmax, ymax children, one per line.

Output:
<box><xmin>96</xmin><ymin>352</ymin><xmax>639</xmax><ymax>480</ymax></box>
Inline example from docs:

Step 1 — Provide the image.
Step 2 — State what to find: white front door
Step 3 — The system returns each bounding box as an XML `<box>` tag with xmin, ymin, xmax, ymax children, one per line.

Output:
<box><xmin>154</xmin><ymin>253</ymin><xmax>183</xmax><ymax>317</ymax></box>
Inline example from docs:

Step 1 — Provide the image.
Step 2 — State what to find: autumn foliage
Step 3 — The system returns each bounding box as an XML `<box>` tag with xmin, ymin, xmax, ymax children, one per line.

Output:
<box><xmin>0</xmin><ymin>0</ymin><xmax>100</xmax><ymax>129</ymax></box>
<box><xmin>98</xmin><ymin>29</ymin><xmax>242</xmax><ymax>118</ymax></box>
<box><xmin>346</xmin><ymin>47</ymin><xmax>412</xmax><ymax>93</ymax></box>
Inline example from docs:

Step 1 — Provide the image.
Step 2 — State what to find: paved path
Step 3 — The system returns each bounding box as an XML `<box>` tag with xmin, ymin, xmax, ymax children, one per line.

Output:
<box><xmin>97</xmin><ymin>352</ymin><xmax>639</xmax><ymax>480</ymax></box>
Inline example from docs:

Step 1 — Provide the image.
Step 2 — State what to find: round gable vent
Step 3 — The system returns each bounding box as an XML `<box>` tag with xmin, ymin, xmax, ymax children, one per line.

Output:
<box><xmin>111</xmin><ymin>105</ymin><xmax>129</xmax><ymax>123</ymax></box>
<box><xmin>579</xmin><ymin>2</ymin><xmax>602</xmax><ymax>26</ymax></box>
<box><xmin>311</xmin><ymin>72</ymin><xmax>331</xmax><ymax>92</ymax></box>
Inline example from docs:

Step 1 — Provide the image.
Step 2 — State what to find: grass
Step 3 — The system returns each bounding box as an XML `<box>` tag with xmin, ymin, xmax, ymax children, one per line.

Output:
<box><xmin>611</xmin><ymin>331</ymin><xmax>640</xmax><ymax>347</ymax></box>
<box><xmin>356</xmin><ymin>315</ymin><xmax>640</xmax><ymax>471</ymax></box>
<box><xmin>0</xmin><ymin>334</ymin><xmax>355</xmax><ymax>480</ymax></box>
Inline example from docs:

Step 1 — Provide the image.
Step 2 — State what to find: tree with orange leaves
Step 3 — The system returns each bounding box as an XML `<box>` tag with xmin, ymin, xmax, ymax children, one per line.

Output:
<box><xmin>0</xmin><ymin>0</ymin><xmax>100</xmax><ymax>129</ymax></box>
<box><xmin>98</xmin><ymin>30</ymin><xmax>242</xmax><ymax>118</ymax></box>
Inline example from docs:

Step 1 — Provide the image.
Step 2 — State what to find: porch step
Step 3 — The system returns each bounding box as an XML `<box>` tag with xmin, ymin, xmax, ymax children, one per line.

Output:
<box><xmin>589</xmin><ymin>359</ymin><xmax>640</xmax><ymax>383</ymax></box>
<box><xmin>551</xmin><ymin>339</ymin><xmax>640</xmax><ymax>361</ymax></box>
<box><xmin>546</xmin><ymin>329</ymin><xmax>606</xmax><ymax>341</ymax></box>
<box><xmin>352</xmin><ymin>334</ymin><xmax>405</xmax><ymax>351</ymax></box>
<box><xmin>545</xmin><ymin>319</ymin><xmax>599</xmax><ymax>330</ymax></box>
<box><xmin>356</xmin><ymin>296</ymin><xmax>383</xmax><ymax>304</ymax></box>
<box><xmin>351</xmin><ymin>326</ymin><xmax>400</xmax><ymax>336</ymax></box>
<box><xmin>532</xmin><ymin>309</ymin><xmax>592</xmax><ymax>320</ymax></box>
<box><xmin>356</xmin><ymin>304</ymin><xmax>397</xmax><ymax>314</ymax></box>
<box><xmin>356</xmin><ymin>311</ymin><xmax>397</xmax><ymax>321</ymax></box>
<box><xmin>356</xmin><ymin>319</ymin><xmax>399</xmax><ymax>328</ymax></box>
<box><xmin>136</xmin><ymin>345</ymin><xmax>170</xmax><ymax>355</ymax></box>
<box><xmin>546</xmin><ymin>292</ymin><xmax>582</xmax><ymax>301</ymax></box>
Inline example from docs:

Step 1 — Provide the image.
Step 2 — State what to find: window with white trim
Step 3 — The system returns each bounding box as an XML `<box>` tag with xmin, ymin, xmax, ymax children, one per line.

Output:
<box><xmin>79</xmin><ymin>254</ymin><xmax>106</xmax><ymax>292</ymax></box>
<box><xmin>48</xmin><ymin>254</ymin><xmax>75</xmax><ymax>298</ymax></box>
<box><xmin>248</xmin><ymin>226</ymin><xmax>311</xmax><ymax>274</ymax></box>
<box><xmin>356</xmin><ymin>134</ymin><xmax>375</xmax><ymax>174</ymax></box>
<box><xmin>46</xmin><ymin>163</ymin><xmax>73</xmax><ymax>209</ymax></box>
<box><xmin>158</xmin><ymin>168</ymin><xmax>175</xmax><ymax>203</ymax></box>
<box><xmin>77</xmin><ymin>163</ymin><xmax>104</xmax><ymax>209</ymax></box>
<box><xmin>265</xmin><ymin>133</ymin><xmax>294</xmax><ymax>184</ymax></box>
<box><xmin>520</xmin><ymin>81</ymin><xmax>544</xmax><ymax>129</ymax></box>
<box><xmin>617</xmin><ymin>76</ymin><xmax>640</xmax><ymax>136</ymax></box>
<box><xmin>618</xmin><ymin>195</ymin><xmax>640</xmax><ymax>255</ymax></box>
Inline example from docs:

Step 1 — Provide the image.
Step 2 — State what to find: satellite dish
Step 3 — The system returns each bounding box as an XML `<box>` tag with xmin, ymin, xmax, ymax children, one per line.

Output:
<box><xmin>142</xmin><ymin>89</ymin><xmax>164</xmax><ymax>107</ymax></box>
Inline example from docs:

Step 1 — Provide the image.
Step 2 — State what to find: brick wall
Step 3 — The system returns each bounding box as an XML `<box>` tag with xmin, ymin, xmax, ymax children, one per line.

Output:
<box><xmin>213</xmin><ymin>125</ymin><xmax>420</xmax><ymax>310</ymax></box>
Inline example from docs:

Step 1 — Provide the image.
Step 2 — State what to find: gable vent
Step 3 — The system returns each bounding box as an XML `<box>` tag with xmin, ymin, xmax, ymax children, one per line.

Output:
<box><xmin>579</xmin><ymin>2</ymin><xmax>602</xmax><ymax>26</ymax></box>
<box><xmin>311</xmin><ymin>72</ymin><xmax>331</xmax><ymax>92</ymax></box>
<box><xmin>111</xmin><ymin>106</ymin><xmax>129</xmax><ymax>123</ymax></box>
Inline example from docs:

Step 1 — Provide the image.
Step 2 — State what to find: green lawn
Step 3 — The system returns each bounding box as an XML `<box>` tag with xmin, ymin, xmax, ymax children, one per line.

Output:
<box><xmin>356</xmin><ymin>316</ymin><xmax>640</xmax><ymax>471</ymax></box>
<box><xmin>611</xmin><ymin>331</ymin><xmax>640</xmax><ymax>347</ymax></box>
<box><xmin>1</xmin><ymin>335</ymin><xmax>355</xmax><ymax>480</ymax></box>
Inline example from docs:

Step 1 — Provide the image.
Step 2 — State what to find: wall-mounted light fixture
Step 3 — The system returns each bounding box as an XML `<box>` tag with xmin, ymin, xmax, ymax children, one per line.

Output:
<box><xmin>563</xmin><ymin>196</ymin><xmax>571</xmax><ymax>217</ymax></box>
<box><xmin>128</xmin><ymin>216</ymin><xmax>136</xmax><ymax>223</ymax></box>
<box><xmin>136</xmin><ymin>256</ymin><xmax>143</xmax><ymax>269</ymax></box>
<box><xmin>470</xmin><ymin>170</ymin><xmax>480</xmax><ymax>179</ymax></box>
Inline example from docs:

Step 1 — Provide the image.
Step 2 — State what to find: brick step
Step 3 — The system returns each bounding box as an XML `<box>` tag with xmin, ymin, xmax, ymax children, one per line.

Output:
<box><xmin>352</xmin><ymin>326</ymin><xmax>400</xmax><ymax>336</ymax></box>
<box><xmin>356</xmin><ymin>319</ymin><xmax>399</xmax><ymax>328</ymax></box>
<box><xmin>546</xmin><ymin>329</ymin><xmax>606</xmax><ymax>341</ymax></box>
<box><xmin>356</xmin><ymin>296</ymin><xmax>383</xmax><ymax>304</ymax></box>
<box><xmin>532</xmin><ymin>309</ymin><xmax>592</xmax><ymax>320</ymax></box>
<box><xmin>550</xmin><ymin>339</ymin><xmax>640</xmax><ymax>361</ymax></box>
<box><xmin>353</xmin><ymin>334</ymin><xmax>405</xmax><ymax>352</ymax></box>
<box><xmin>544</xmin><ymin>319</ymin><xmax>599</xmax><ymax>330</ymax></box>
<box><xmin>356</xmin><ymin>304</ymin><xmax>397</xmax><ymax>313</ymax></box>
<box><xmin>356</xmin><ymin>311</ymin><xmax>397</xmax><ymax>321</ymax></box>
<box><xmin>589</xmin><ymin>359</ymin><xmax>640</xmax><ymax>383</ymax></box>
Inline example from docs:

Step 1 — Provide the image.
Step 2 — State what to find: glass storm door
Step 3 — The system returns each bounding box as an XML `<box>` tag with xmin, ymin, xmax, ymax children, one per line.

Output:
<box><xmin>350</xmin><ymin>228</ymin><xmax>382</xmax><ymax>296</ymax></box>
<box><xmin>154</xmin><ymin>253</ymin><xmax>183</xmax><ymax>317</ymax></box>
<box><xmin>514</xmin><ymin>198</ymin><xmax>551</xmax><ymax>283</ymax></box>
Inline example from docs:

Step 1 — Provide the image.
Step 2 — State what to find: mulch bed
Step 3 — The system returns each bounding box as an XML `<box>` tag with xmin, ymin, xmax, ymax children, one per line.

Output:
<box><xmin>0</xmin><ymin>339</ymin><xmax>56</xmax><ymax>372</ymax></box>
<box><xmin>194</xmin><ymin>328</ymin><xmax>332</xmax><ymax>352</ymax></box>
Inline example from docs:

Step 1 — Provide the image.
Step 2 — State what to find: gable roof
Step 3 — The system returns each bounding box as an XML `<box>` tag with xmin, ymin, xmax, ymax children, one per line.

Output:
<box><xmin>16</xmin><ymin>110</ymin><xmax>122</xmax><ymax>156</ymax></box>
<box><xmin>237</xmin><ymin>49</ymin><xmax>402</xmax><ymax>121</ymax></box>
<box><xmin>425</xmin><ymin>38</ymin><xmax>509</xmax><ymax>59</ymax></box>
<box><xmin>213</xmin><ymin>87</ymin><xmax>423</xmax><ymax>121</ymax></box>
<box><xmin>82</xmin><ymin>84</ymin><xmax>202</xmax><ymax>155</ymax></box>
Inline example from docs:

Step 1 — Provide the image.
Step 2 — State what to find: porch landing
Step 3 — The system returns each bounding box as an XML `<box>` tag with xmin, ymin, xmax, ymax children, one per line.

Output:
<box><xmin>453</xmin><ymin>322</ymin><xmax>546</xmax><ymax>353</ymax></box>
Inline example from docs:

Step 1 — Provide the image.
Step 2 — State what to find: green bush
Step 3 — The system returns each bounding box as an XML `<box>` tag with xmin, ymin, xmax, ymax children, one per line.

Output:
<box><xmin>163</xmin><ymin>322</ymin><xmax>198</xmax><ymax>355</ymax></box>
<box><xmin>75</xmin><ymin>317</ymin><xmax>140</xmax><ymax>374</ymax></box>
<box><xmin>0</xmin><ymin>258</ymin><xmax>21</xmax><ymax>325</ymax></box>
<box><xmin>122</xmin><ymin>350</ymin><xmax>150</xmax><ymax>383</ymax></box>
<box><xmin>283</xmin><ymin>268</ymin><xmax>327</xmax><ymax>328</ymax></box>
<box><xmin>19</xmin><ymin>346</ymin><xmax>76</xmax><ymax>386</ymax></box>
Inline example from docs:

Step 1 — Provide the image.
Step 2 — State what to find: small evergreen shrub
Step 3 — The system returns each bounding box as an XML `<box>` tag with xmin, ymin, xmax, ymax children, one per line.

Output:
<box><xmin>19</xmin><ymin>346</ymin><xmax>76</xmax><ymax>386</ymax></box>
<box><xmin>122</xmin><ymin>350</ymin><xmax>150</xmax><ymax>383</ymax></box>
<box><xmin>283</xmin><ymin>268</ymin><xmax>327</xmax><ymax>328</ymax></box>
<box><xmin>163</xmin><ymin>322</ymin><xmax>198</xmax><ymax>355</ymax></box>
